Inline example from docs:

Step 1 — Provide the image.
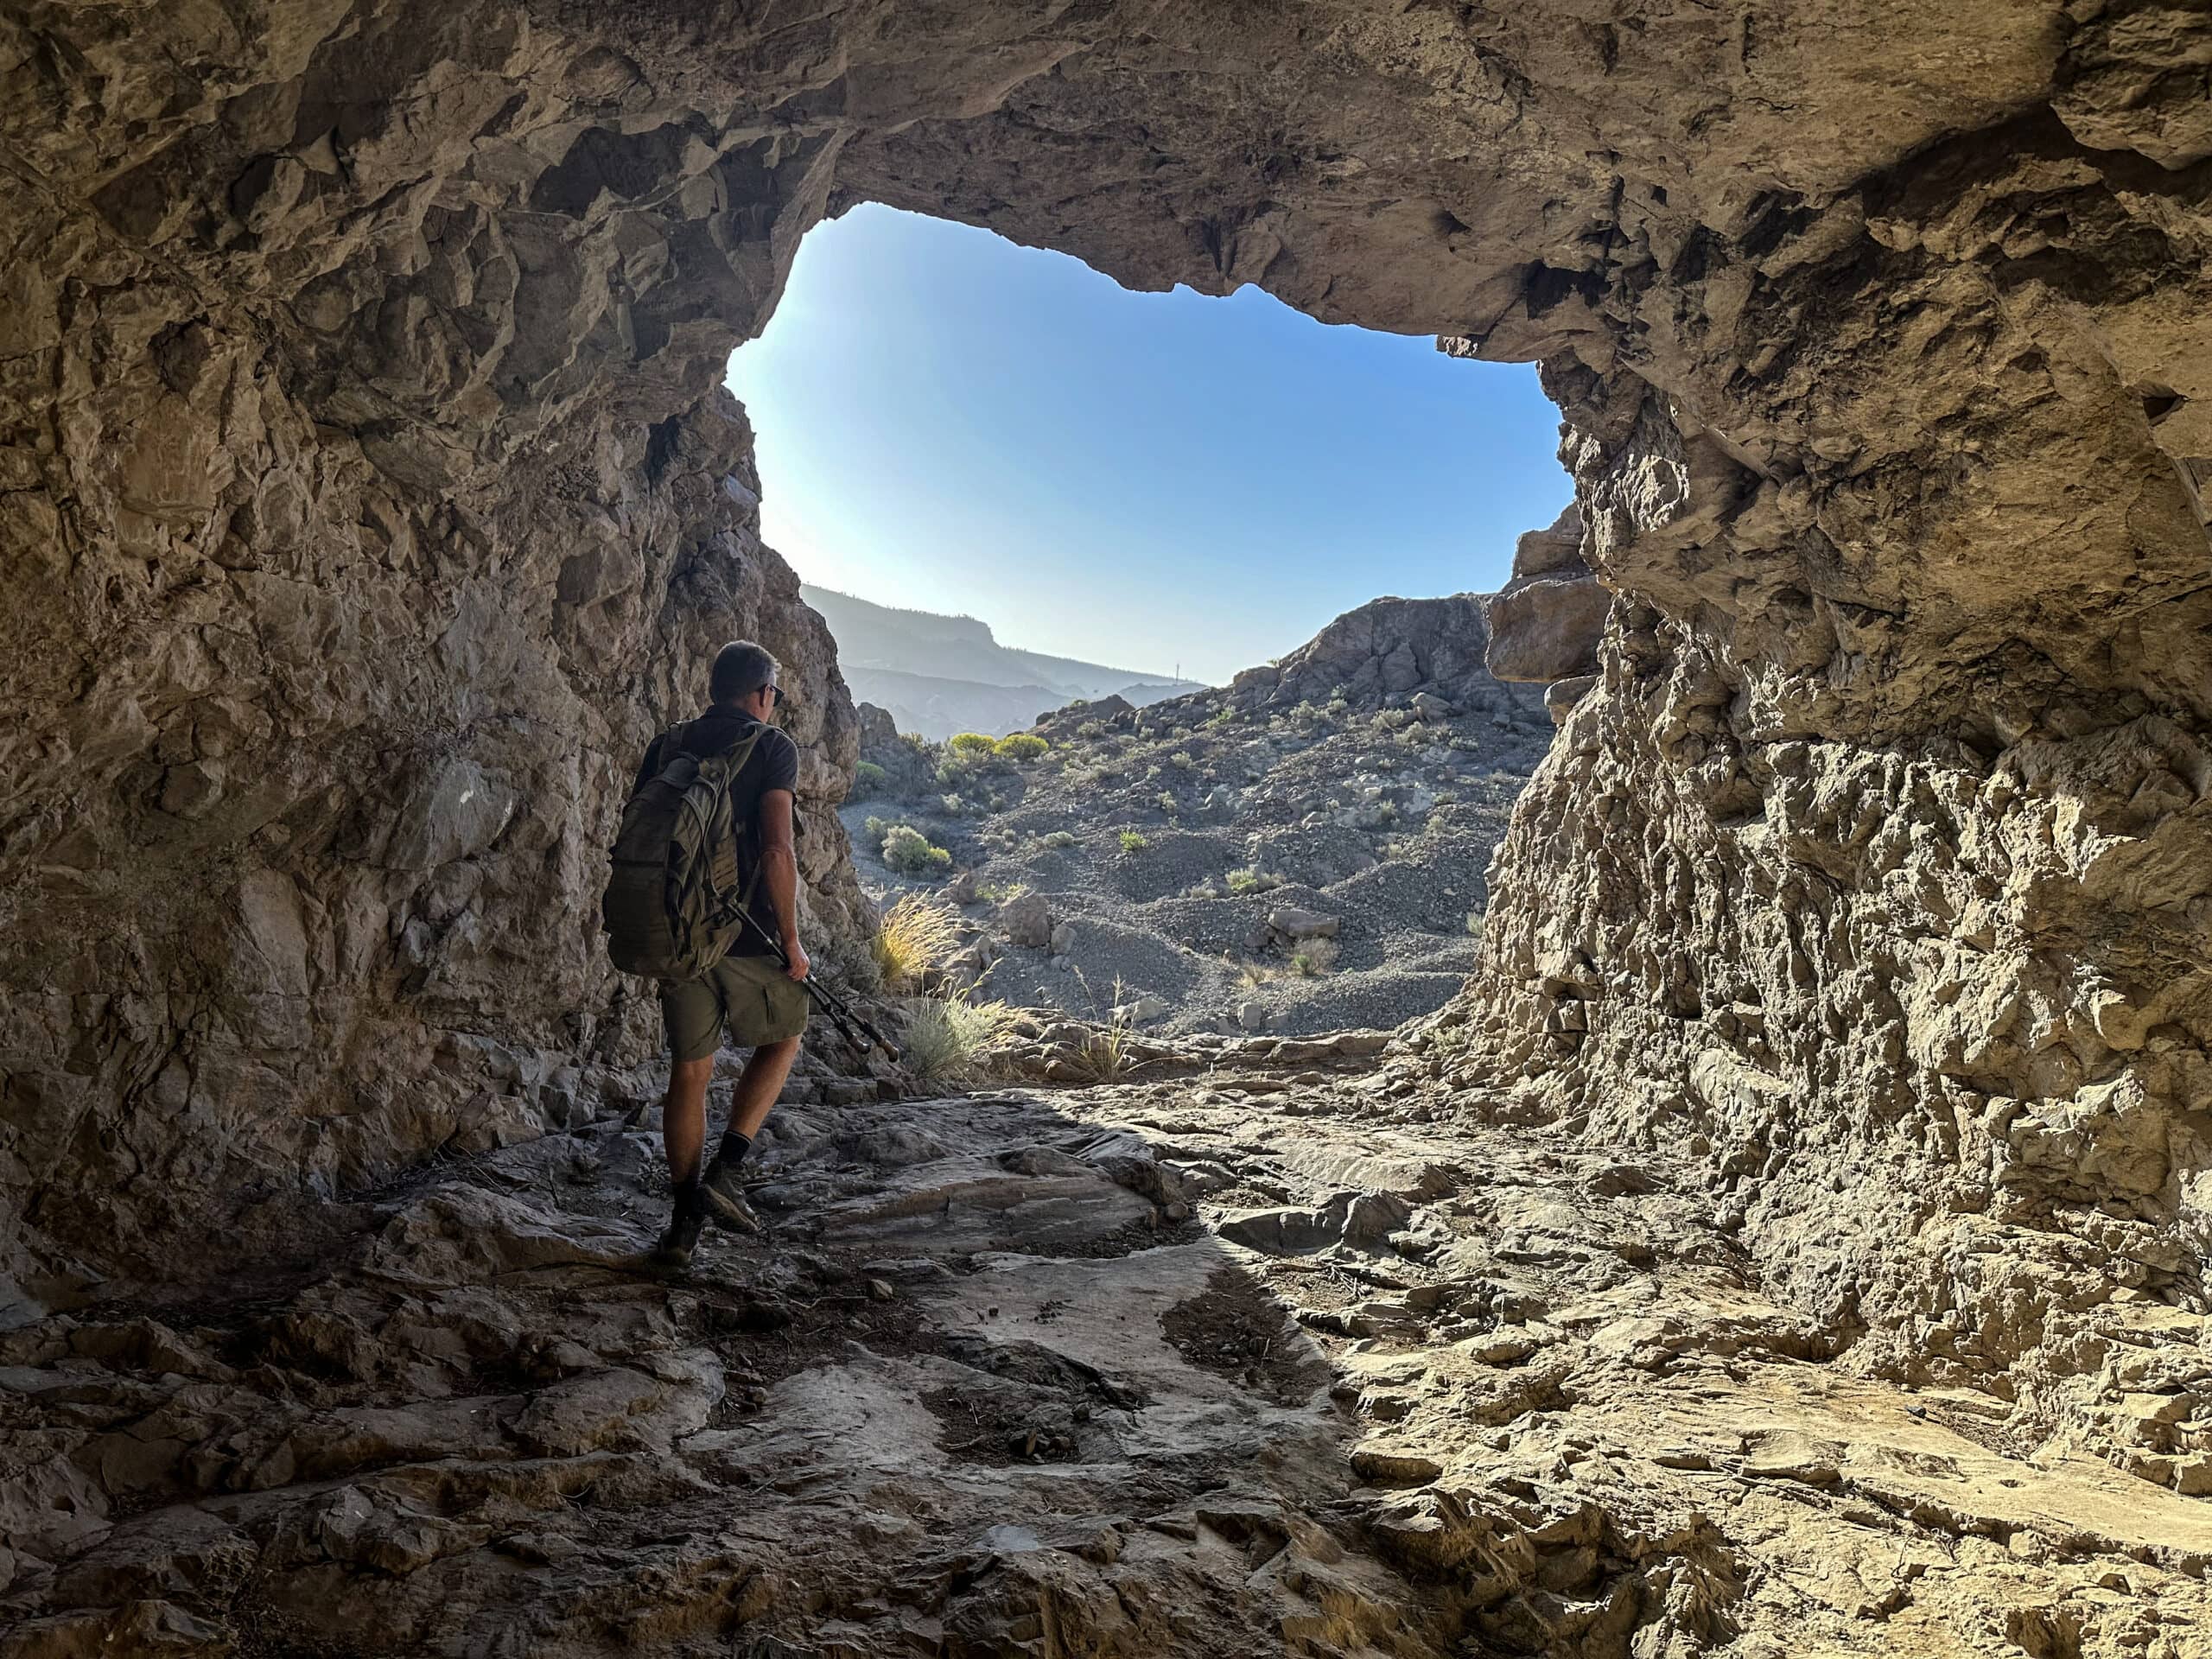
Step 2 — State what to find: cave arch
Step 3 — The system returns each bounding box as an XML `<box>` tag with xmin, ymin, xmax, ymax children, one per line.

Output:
<box><xmin>4</xmin><ymin>3</ymin><xmax>2209</xmax><ymax>1437</ymax></box>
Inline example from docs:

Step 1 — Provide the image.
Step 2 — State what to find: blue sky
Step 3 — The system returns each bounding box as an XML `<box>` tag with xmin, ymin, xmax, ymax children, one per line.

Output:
<box><xmin>728</xmin><ymin>205</ymin><xmax>1570</xmax><ymax>686</ymax></box>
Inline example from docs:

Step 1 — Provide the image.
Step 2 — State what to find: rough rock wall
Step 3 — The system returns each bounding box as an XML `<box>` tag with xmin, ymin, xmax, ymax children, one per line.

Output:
<box><xmin>1456</xmin><ymin>94</ymin><xmax>2212</xmax><ymax>1473</ymax></box>
<box><xmin>3</xmin><ymin>3</ymin><xmax>2209</xmax><ymax>1462</ymax></box>
<box><xmin>0</xmin><ymin>5</ymin><xmax>874</xmax><ymax>1305</ymax></box>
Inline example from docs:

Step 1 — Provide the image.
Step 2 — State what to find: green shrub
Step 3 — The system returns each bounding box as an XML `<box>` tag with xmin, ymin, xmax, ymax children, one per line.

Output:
<box><xmin>1039</xmin><ymin>830</ymin><xmax>1077</xmax><ymax>850</ymax></box>
<box><xmin>1076</xmin><ymin>721</ymin><xmax>1104</xmax><ymax>740</ymax></box>
<box><xmin>1156</xmin><ymin>791</ymin><xmax>1178</xmax><ymax>813</ymax></box>
<box><xmin>1292</xmin><ymin>938</ymin><xmax>1339</xmax><ymax>976</ymax></box>
<box><xmin>995</xmin><ymin>733</ymin><xmax>1047</xmax><ymax>762</ymax></box>
<box><xmin>945</xmin><ymin>732</ymin><xmax>996</xmax><ymax>758</ymax></box>
<box><xmin>1169</xmin><ymin>751</ymin><xmax>1194</xmax><ymax>769</ymax></box>
<box><xmin>851</xmin><ymin>760</ymin><xmax>887</xmax><ymax>797</ymax></box>
<box><xmin>1227</xmin><ymin>867</ymin><xmax>1281</xmax><ymax>896</ymax></box>
<box><xmin>862</xmin><ymin>815</ymin><xmax>889</xmax><ymax>845</ymax></box>
<box><xmin>880</xmin><ymin>823</ymin><xmax>952</xmax><ymax>875</ymax></box>
<box><xmin>1118</xmin><ymin>829</ymin><xmax>1149</xmax><ymax>855</ymax></box>
<box><xmin>903</xmin><ymin>993</ymin><xmax>1018</xmax><ymax>1084</ymax></box>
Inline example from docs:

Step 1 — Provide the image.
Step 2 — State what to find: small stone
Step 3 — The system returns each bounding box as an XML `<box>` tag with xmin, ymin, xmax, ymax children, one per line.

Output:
<box><xmin>1350</xmin><ymin>1446</ymin><xmax>1444</xmax><ymax>1484</ymax></box>
<box><xmin>1266</xmin><ymin>906</ymin><xmax>1339</xmax><ymax>940</ymax></box>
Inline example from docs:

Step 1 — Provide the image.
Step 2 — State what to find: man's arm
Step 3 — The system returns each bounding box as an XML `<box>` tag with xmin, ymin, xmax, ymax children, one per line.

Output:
<box><xmin>756</xmin><ymin>787</ymin><xmax>809</xmax><ymax>981</ymax></box>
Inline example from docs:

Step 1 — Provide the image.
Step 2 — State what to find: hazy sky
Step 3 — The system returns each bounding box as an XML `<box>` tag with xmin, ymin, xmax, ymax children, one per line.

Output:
<box><xmin>728</xmin><ymin>205</ymin><xmax>1571</xmax><ymax>686</ymax></box>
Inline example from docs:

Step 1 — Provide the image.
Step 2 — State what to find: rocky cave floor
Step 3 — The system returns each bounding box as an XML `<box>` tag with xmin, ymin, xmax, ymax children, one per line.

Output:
<box><xmin>843</xmin><ymin>683</ymin><xmax>1552</xmax><ymax>1039</ymax></box>
<box><xmin>5</xmin><ymin>1046</ymin><xmax>2209</xmax><ymax>1659</ymax></box>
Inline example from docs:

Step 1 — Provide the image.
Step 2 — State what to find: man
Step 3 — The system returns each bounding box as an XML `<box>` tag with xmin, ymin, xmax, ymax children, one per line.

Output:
<box><xmin>639</xmin><ymin>639</ymin><xmax>810</xmax><ymax>1270</ymax></box>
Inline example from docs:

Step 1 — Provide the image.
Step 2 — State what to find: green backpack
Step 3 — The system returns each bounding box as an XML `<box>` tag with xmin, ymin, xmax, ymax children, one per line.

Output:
<box><xmin>601</xmin><ymin>718</ymin><xmax>766</xmax><ymax>982</ymax></box>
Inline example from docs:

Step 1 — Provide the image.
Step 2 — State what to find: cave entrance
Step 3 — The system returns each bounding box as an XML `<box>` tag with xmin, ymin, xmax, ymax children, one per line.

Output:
<box><xmin>731</xmin><ymin>205</ymin><xmax>1571</xmax><ymax>1042</ymax></box>
<box><xmin>726</xmin><ymin>204</ymin><xmax>1571</xmax><ymax>739</ymax></box>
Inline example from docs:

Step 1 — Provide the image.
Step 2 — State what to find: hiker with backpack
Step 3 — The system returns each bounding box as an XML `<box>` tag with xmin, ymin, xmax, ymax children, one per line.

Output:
<box><xmin>603</xmin><ymin>640</ymin><xmax>810</xmax><ymax>1270</ymax></box>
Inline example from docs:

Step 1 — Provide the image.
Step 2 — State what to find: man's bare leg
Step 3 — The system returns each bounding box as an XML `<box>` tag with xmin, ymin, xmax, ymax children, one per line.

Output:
<box><xmin>662</xmin><ymin>1055</ymin><xmax>714</xmax><ymax>1188</ymax></box>
<box><xmin>727</xmin><ymin>1035</ymin><xmax>801</xmax><ymax>1146</ymax></box>
<box><xmin>647</xmin><ymin>1054</ymin><xmax>716</xmax><ymax>1268</ymax></box>
<box><xmin>699</xmin><ymin>1036</ymin><xmax>799</xmax><ymax>1231</ymax></box>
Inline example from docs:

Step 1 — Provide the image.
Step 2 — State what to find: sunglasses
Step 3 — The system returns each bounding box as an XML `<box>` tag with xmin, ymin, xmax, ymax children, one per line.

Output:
<box><xmin>765</xmin><ymin>683</ymin><xmax>785</xmax><ymax>709</ymax></box>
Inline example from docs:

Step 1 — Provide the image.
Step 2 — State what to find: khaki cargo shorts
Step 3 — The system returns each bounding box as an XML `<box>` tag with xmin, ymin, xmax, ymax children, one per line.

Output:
<box><xmin>660</xmin><ymin>954</ymin><xmax>810</xmax><ymax>1062</ymax></box>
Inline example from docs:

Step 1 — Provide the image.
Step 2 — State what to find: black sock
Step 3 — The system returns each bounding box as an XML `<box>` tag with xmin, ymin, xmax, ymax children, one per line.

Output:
<box><xmin>672</xmin><ymin>1172</ymin><xmax>706</xmax><ymax>1220</ymax></box>
<box><xmin>715</xmin><ymin>1129</ymin><xmax>753</xmax><ymax>1169</ymax></box>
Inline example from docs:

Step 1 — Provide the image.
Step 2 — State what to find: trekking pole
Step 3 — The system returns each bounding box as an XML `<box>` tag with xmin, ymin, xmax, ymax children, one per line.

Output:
<box><xmin>726</xmin><ymin>905</ymin><xmax>902</xmax><ymax>1060</ymax></box>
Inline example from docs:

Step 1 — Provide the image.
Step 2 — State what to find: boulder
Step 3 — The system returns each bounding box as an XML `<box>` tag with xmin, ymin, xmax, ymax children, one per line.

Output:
<box><xmin>1000</xmin><ymin>893</ymin><xmax>1052</xmax><ymax>948</ymax></box>
<box><xmin>1268</xmin><ymin>906</ymin><xmax>1340</xmax><ymax>941</ymax></box>
<box><xmin>1484</xmin><ymin>575</ymin><xmax>1609</xmax><ymax>685</ymax></box>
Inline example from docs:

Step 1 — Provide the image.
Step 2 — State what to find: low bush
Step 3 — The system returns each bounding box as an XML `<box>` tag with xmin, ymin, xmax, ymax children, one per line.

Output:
<box><xmin>1039</xmin><ymin>830</ymin><xmax>1077</xmax><ymax>850</ymax></box>
<box><xmin>903</xmin><ymin>993</ymin><xmax>1018</xmax><ymax>1084</ymax></box>
<box><xmin>850</xmin><ymin>760</ymin><xmax>887</xmax><ymax>797</ymax></box>
<box><xmin>880</xmin><ymin>823</ymin><xmax>952</xmax><ymax>875</ymax></box>
<box><xmin>994</xmin><ymin>733</ymin><xmax>1047</xmax><ymax>762</ymax></box>
<box><xmin>872</xmin><ymin>893</ymin><xmax>963</xmax><ymax>992</ymax></box>
<box><xmin>1226</xmin><ymin>866</ymin><xmax>1281</xmax><ymax>895</ymax></box>
<box><xmin>947</xmin><ymin>732</ymin><xmax>999</xmax><ymax>757</ymax></box>
<box><xmin>1291</xmin><ymin>938</ymin><xmax>1339</xmax><ymax>976</ymax></box>
<box><xmin>1118</xmin><ymin>829</ymin><xmax>1149</xmax><ymax>854</ymax></box>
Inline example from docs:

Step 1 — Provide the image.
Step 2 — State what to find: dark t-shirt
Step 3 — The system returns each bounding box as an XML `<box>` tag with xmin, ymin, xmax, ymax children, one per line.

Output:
<box><xmin>634</xmin><ymin>707</ymin><xmax>799</xmax><ymax>957</ymax></box>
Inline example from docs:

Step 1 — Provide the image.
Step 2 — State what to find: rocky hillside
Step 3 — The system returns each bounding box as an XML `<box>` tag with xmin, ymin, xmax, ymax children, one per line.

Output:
<box><xmin>845</xmin><ymin>594</ymin><xmax>1552</xmax><ymax>1037</ymax></box>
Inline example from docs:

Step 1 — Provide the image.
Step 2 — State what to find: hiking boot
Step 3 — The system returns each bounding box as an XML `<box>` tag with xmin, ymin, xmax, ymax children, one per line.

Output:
<box><xmin>647</xmin><ymin>1206</ymin><xmax>705</xmax><ymax>1272</ymax></box>
<box><xmin>701</xmin><ymin>1155</ymin><xmax>764</xmax><ymax>1233</ymax></box>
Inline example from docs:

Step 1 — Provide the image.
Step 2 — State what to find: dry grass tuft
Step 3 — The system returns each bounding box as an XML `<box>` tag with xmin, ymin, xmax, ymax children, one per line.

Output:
<box><xmin>871</xmin><ymin>893</ymin><xmax>963</xmax><ymax>993</ymax></box>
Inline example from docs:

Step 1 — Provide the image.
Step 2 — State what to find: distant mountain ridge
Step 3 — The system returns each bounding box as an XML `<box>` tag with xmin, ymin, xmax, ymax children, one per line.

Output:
<box><xmin>802</xmin><ymin>584</ymin><xmax>1189</xmax><ymax>739</ymax></box>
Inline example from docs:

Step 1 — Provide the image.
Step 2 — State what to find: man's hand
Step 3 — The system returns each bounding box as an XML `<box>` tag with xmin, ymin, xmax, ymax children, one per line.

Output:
<box><xmin>785</xmin><ymin>941</ymin><xmax>810</xmax><ymax>982</ymax></box>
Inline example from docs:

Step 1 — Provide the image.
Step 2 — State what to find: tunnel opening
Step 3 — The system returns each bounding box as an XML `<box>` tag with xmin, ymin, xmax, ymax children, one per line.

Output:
<box><xmin>720</xmin><ymin>203</ymin><xmax>1575</xmax><ymax>1044</ymax></box>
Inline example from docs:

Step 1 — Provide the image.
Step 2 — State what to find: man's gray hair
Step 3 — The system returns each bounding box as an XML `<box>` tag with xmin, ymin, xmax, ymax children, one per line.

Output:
<box><xmin>709</xmin><ymin>639</ymin><xmax>778</xmax><ymax>706</ymax></box>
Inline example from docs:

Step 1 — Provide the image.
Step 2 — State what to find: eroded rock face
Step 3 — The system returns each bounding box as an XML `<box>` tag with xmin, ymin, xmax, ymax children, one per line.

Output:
<box><xmin>1478</xmin><ymin>505</ymin><xmax>1611</xmax><ymax>687</ymax></box>
<box><xmin>3</xmin><ymin>0</ymin><xmax>2209</xmax><ymax>1516</ymax></box>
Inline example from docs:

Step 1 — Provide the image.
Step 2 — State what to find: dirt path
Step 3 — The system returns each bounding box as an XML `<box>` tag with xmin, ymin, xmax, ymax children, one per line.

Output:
<box><xmin>3</xmin><ymin>1062</ymin><xmax>2207</xmax><ymax>1657</ymax></box>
